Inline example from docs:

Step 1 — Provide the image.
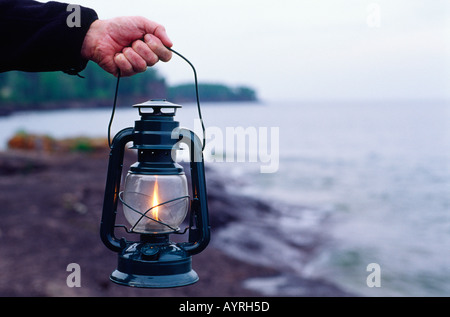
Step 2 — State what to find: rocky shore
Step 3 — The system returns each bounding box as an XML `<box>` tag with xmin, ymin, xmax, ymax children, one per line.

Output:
<box><xmin>0</xmin><ymin>148</ymin><xmax>352</xmax><ymax>297</ymax></box>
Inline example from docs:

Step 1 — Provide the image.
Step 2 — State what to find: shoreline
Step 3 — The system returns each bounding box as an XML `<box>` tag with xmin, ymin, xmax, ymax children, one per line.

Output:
<box><xmin>0</xmin><ymin>99</ymin><xmax>138</xmax><ymax>117</ymax></box>
<box><xmin>0</xmin><ymin>99</ymin><xmax>262</xmax><ymax>117</ymax></box>
<box><xmin>0</xmin><ymin>149</ymin><xmax>353</xmax><ymax>297</ymax></box>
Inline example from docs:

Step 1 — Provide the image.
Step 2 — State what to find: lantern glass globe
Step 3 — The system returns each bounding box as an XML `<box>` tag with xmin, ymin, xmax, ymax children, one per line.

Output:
<box><xmin>123</xmin><ymin>173</ymin><xmax>189</xmax><ymax>234</ymax></box>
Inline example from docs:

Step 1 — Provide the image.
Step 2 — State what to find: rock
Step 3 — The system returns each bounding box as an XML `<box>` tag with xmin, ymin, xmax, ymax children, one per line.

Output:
<box><xmin>0</xmin><ymin>149</ymin><xmax>353</xmax><ymax>297</ymax></box>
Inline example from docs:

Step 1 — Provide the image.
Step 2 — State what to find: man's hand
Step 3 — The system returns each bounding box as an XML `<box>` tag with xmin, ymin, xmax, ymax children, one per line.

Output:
<box><xmin>81</xmin><ymin>16</ymin><xmax>173</xmax><ymax>77</ymax></box>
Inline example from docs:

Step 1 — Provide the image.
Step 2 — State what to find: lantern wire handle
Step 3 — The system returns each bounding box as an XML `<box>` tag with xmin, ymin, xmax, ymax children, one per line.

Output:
<box><xmin>107</xmin><ymin>48</ymin><xmax>206</xmax><ymax>151</ymax></box>
<box><xmin>166</xmin><ymin>47</ymin><xmax>206</xmax><ymax>151</ymax></box>
<box><xmin>108</xmin><ymin>69</ymin><xmax>121</xmax><ymax>149</ymax></box>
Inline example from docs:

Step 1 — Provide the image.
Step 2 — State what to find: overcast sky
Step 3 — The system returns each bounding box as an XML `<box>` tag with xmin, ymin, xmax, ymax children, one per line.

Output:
<box><xmin>67</xmin><ymin>0</ymin><xmax>449</xmax><ymax>102</ymax></box>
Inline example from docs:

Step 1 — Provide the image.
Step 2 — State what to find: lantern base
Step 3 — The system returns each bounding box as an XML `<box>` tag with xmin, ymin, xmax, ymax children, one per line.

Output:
<box><xmin>109</xmin><ymin>240</ymin><xmax>199</xmax><ymax>288</ymax></box>
<box><xmin>110</xmin><ymin>270</ymin><xmax>198</xmax><ymax>288</ymax></box>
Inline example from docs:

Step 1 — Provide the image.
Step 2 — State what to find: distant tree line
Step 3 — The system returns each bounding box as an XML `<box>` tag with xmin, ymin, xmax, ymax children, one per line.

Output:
<box><xmin>168</xmin><ymin>83</ymin><xmax>257</xmax><ymax>103</ymax></box>
<box><xmin>0</xmin><ymin>63</ymin><xmax>166</xmax><ymax>106</ymax></box>
<box><xmin>0</xmin><ymin>62</ymin><xmax>258</xmax><ymax>114</ymax></box>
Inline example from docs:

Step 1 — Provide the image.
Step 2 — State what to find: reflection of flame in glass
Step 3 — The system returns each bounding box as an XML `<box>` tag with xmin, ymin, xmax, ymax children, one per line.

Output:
<box><xmin>151</xmin><ymin>179</ymin><xmax>159</xmax><ymax>221</ymax></box>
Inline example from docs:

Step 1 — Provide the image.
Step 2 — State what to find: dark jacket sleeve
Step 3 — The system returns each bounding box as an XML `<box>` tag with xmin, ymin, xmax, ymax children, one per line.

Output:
<box><xmin>0</xmin><ymin>0</ymin><xmax>98</xmax><ymax>74</ymax></box>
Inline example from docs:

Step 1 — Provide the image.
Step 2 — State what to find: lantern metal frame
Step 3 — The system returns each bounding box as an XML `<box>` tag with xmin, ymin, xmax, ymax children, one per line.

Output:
<box><xmin>100</xmin><ymin>100</ymin><xmax>210</xmax><ymax>288</ymax></box>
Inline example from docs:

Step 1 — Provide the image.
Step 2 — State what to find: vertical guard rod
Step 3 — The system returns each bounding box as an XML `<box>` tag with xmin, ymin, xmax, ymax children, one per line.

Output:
<box><xmin>100</xmin><ymin>127</ymin><xmax>135</xmax><ymax>252</ymax></box>
<box><xmin>175</xmin><ymin>128</ymin><xmax>210</xmax><ymax>255</ymax></box>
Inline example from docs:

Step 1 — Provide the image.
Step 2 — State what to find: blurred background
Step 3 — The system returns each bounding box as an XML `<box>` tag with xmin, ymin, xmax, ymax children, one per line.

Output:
<box><xmin>0</xmin><ymin>0</ymin><xmax>449</xmax><ymax>296</ymax></box>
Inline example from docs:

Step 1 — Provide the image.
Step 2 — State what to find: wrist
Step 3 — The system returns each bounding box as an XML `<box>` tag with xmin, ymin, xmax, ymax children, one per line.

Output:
<box><xmin>81</xmin><ymin>19</ymin><xmax>102</xmax><ymax>61</ymax></box>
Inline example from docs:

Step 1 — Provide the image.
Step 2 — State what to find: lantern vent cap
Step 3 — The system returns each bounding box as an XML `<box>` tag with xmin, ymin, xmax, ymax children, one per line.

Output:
<box><xmin>133</xmin><ymin>99</ymin><xmax>182</xmax><ymax>117</ymax></box>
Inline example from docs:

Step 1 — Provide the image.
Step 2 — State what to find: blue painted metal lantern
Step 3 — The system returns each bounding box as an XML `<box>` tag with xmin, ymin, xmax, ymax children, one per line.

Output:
<box><xmin>100</xmin><ymin>99</ymin><xmax>210</xmax><ymax>288</ymax></box>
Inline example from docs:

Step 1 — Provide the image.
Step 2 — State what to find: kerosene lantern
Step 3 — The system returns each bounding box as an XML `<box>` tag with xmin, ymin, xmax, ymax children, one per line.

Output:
<box><xmin>100</xmin><ymin>99</ymin><xmax>210</xmax><ymax>288</ymax></box>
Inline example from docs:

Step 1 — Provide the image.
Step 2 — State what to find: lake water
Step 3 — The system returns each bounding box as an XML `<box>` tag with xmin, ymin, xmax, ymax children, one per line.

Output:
<box><xmin>0</xmin><ymin>99</ymin><xmax>449</xmax><ymax>296</ymax></box>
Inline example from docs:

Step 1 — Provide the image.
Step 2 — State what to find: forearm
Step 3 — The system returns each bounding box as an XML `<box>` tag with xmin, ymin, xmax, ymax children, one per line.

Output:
<box><xmin>0</xmin><ymin>0</ymin><xmax>98</xmax><ymax>74</ymax></box>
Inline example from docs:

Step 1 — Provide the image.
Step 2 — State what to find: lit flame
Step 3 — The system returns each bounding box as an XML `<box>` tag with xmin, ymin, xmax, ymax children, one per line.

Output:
<box><xmin>151</xmin><ymin>179</ymin><xmax>159</xmax><ymax>221</ymax></box>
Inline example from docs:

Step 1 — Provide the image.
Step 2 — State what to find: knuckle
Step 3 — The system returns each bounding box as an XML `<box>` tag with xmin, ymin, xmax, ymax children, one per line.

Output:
<box><xmin>136</xmin><ymin>60</ymin><xmax>148</xmax><ymax>72</ymax></box>
<box><xmin>161</xmin><ymin>51</ymin><xmax>172</xmax><ymax>62</ymax></box>
<box><xmin>154</xmin><ymin>24</ymin><xmax>166</xmax><ymax>33</ymax></box>
<box><xmin>133</xmin><ymin>39</ymin><xmax>146</xmax><ymax>51</ymax></box>
<box><xmin>148</xmin><ymin>55</ymin><xmax>159</xmax><ymax>67</ymax></box>
<box><xmin>130</xmin><ymin>57</ymin><xmax>146</xmax><ymax>72</ymax></box>
<box><xmin>114</xmin><ymin>54</ymin><xmax>132</xmax><ymax>72</ymax></box>
<box><xmin>122</xmin><ymin>47</ymin><xmax>133</xmax><ymax>58</ymax></box>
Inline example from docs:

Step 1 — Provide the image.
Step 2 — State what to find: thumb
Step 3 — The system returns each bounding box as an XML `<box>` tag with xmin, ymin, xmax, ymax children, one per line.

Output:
<box><xmin>140</xmin><ymin>18</ymin><xmax>173</xmax><ymax>48</ymax></box>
